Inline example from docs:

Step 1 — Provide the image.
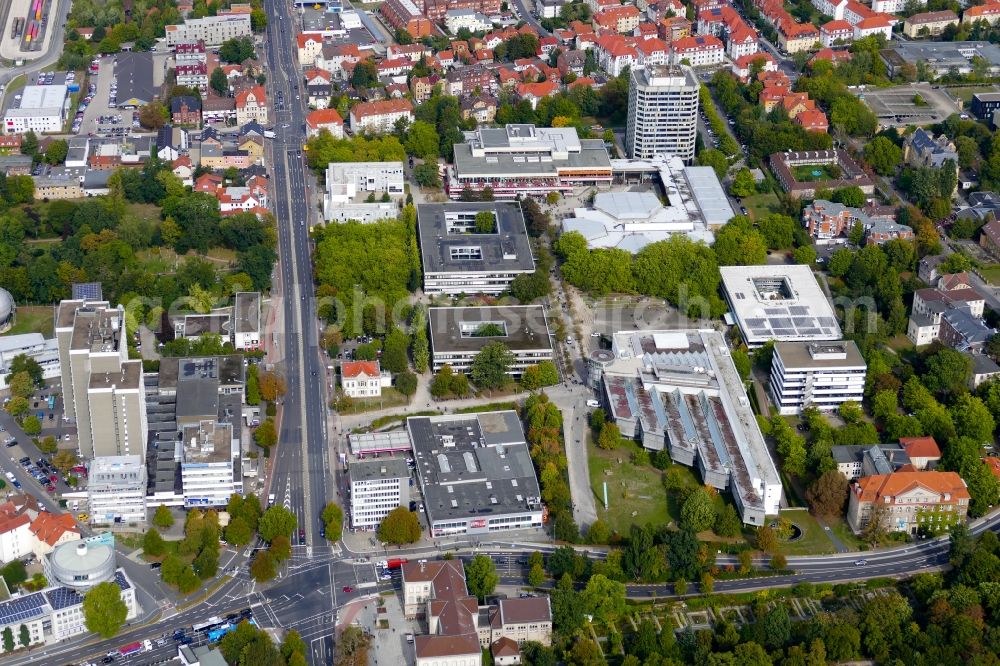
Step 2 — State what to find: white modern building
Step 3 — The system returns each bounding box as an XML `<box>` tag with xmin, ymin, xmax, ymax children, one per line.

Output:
<box><xmin>181</xmin><ymin>421</ymin><xmax>241</xmax><ymax>508</ymax></box>
<box><xmin>0</xmin><ymin>568</ymin><xmax>138</xmax><ymax>652</ymax></box>
<box><xmin>165</xmin><ymin>14</ymin><xmax>252</xmax><ymax>46</ymax></box>
<box><xmin>445</xmin><ymin>9</ymin><xmax>492</xmax><ymax>33</ymax></box>
<box><xmin>232</xmin><ymin>292</ymin><xmax>261</xmax><ymax>351</ymax></box>
<box><xmin>56</xmin><ymin>300</ymin><xmax>148</xmax><ymax>459</ymax></box>
<box><xmin>428</xmin><ymin>305</ymin><xmax>554</xmax><ymax>375</ymax></box>
<box><xmin>44</xmin><ymin>536</ymin><xmax>117</xmax><ymax>590</ymax></box>
<box><xmin>348</xmin><ymin>458</ymin><xmax>411</xmax><ymax>529</ymax></box>
<box><xmin>87</xmin><ymin>456</ymin><xmax>148</xmax><ymax>525</ymax></box>
<box><xmin>769</xmin><ymin>341</ymin><xmax>867</xmax><ymax>415</ymax></box>
<box><xmin>0</xmin><ymin>333</ymin><xmax>61</xmax><ymax>390</ymax></box>
<box><xmin>407</xmin><ymin>412</ymin><xmax>545</xmax><ymax>537</ymax></box>
<box><xmin>720</xmin><ymin>265</ymin><xmax>842</xmax><ymax>348</ymax></box>
<box><xmin>593</xmin><ymin>329</ymin><xmax>783</xmax><ymax>525</ymax></box>
<box><xmin>3</xmin><ymin>84</ymin><xmax>69</xmax><ymax>134</ymax></box>
<box><xmin>418</xmin><ymin>202</ymin><xmax>535</xmax><ymax>296</ymax></box>
<box><xmin>322</xmin><ymin>161</ymin><xmax>405</xmax><ymax>222</ymax></box>
<box><xmin>626</xmin><ymin>65</ymin><xmax>699</xmax><ymax>162</ymax></box>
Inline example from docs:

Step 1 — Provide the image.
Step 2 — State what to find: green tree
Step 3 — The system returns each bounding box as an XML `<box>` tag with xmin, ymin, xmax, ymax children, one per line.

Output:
<box><xmin>474</xmin><ymin>210</ymin><xmax>496</xmax><ymax>233</ymax></box>
<box><xmin>405</xmin><ymin>120</ymin><xmax>440</xmax><ymax>158</ymax></box>
<box><xmin>5</xmin><ymin>396</ymin><xmax>28</xmax><ymax>419</ymax></box>
<box><xmin>414</xmin><ymin>163</ymin><xmax>441</xmax><ymax>187</ymax></box>
<box><xmin>258</xmin><ymin>506</ymin><xmax>297</xmax><ymax>543</ymax></box>
<box><xmin>832</xmin><ymin>186</ymin><xmax>867</xmax><ymax>208</ymax></box>
<box><xmin>863</xmin><ymin>136</ymin><xmax>903</xmax><ymax>176</ymax></box>
<box><xmin>152</xmin><ymin>504</ymin><xmax>174</xmax><ymax>529</ymax></box>
<box><xmin>219</xmin><ymin>36</ymin><xmax>255</xmax><ymax>63</ymax></box>
<box><xmin>713</xmin><ymin>217</ymin><xmax>767</xmax><ymax>265</ymax></box>
<box><xmin>528</xmin><ymin>562</ymin><xmax>545</xmax><ymax>587</ymax></box>
<box><xmin>466</xmin><ymin>554</ymin><xmax>499</xmax><ymax>601</ymax></box>
<box><xmin>697</xmin><ymin>148</ymin><xmax>729</xmax><ymax>180</ymax></box>
<box><xmin>82</xmin><ymin>581</ymin><xmax>128</xmax><ymax>638</ymax></box>
<box><xmin>269</xmin><ymin>535</ymin><xmax>292</xmax><ymax>563</ymax></box>
<box><xmin>596</xmin><ymin>421</ymin><xmax>621</xmax><ymax>450</ymax></box>
<box><xmin>730</xmin><ymin>168</ymin><xmax>757</xmax><ymax>197</ymax></box>
<box><xmin>44</xmin><ymin>139</ymin><xmax>68</xmax><ymax>165</ymax></box>
<box><xmin>382</xmin><ymin>328</ymin><xmax>409</xmax><ymax>373</ymax></box>
<box><xmin>250</xmin><ymin>549</ymin><xmax>277</xmax><ymax>582</ymax></box>
<box><xmin>210</xmin><ymin>66</ymin><xmax>228</xmax><ymax>96</ymax></box>
<box><xmin>254</xmin><ymin>418</ymin><xmax>278</xmax><ymax>449</ymax></box>
<box><xmin>225</xmin><ymin>516</ymin><xmax>253</xmax><ymax>547</ymax></box>
<box><xmin>758</xmin><ymin>214</ymin><xmax>797</xmax><ymax>250</ymax></box>
<box><xmin>321</xmin><ymin>502</ymin><xmax>344</xmax><ymax>542</ymax></box>
<box><xmin>6</xmin><ymin>371</ymin><xmax>32</xmax><ymax>399</ymax></box>
<box><xmin>18</xmin><ymin>624</ymin><xmax>29</xmax><ymax>649</ymax></box>
<box><xmin>680</xmin><ymin>488</ymin><xmax>716</xmax><ymax>532</ymax></box>
<box><xmin>714</xmin><ymin>503</ymin><xmax>742</xmax><ymax>538</ymax></box>
<box><xmin>193</xmin><ymin>546</ymin><xmax>219</xmax><ymax>580</ymax></box>
<box><xmin>805</xmin><ymin>469</ymin><xmax>849</xmax><ymax>517</ymax></box>
<box><xmin>470</xmin><ymin>341</ymin><xmax>513</xmax><ymax>389</ymax></box>
<box><xmin>2</xmin><ymin>626</ymin><xmax>12</xmax><ymax>653</ymax></box>
<box><xmin>21</xmin><ymin>415</ymin><xmax>40</xmax><ymax>436</ymax></box>
<box><xmin>755</xmin><ymin>525</ymin><xmax>778</xmax><ymax>553</ymax></box>
<box><xmin>581</xmin><ymin>574</ymin><xmax>626</xmax><ymax>624</ymax></box>
<box><xmin>377</xmin><ymin>506</ymin><xmax>421</xmax><ymax>544</ymax></box>
<box><xmin>793</xmin><ymin>245</ymin><xmax>817</xmax><ymax>265</ymax></box>
<box><xmin>143</xmin><ymin>528</ymin><xmax>167</xmax><ymax>557</ymax></box>
<box><xmin>395</xmin><ymin>370</ymin><xmax>418</xmax><ymax>399</ymax></box>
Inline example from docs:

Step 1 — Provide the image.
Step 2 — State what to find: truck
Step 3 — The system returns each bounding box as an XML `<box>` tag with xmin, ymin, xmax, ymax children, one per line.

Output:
<box><xmin>193</xmin><ymin>616</ymin><xmax>224</xmax><ymax>632</ymax></box>
<box><xmin>117</xmin><ymin>640</ymin><xmax>148</xmax><ymax>657</ymax></box>
<box><xmin>378</xmin><ymin>558</ymin><xmax>408</xmax><ymax>570</ymax></box>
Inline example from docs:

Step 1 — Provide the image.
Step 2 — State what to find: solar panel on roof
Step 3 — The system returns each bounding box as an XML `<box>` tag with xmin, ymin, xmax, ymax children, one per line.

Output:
<box><xmin>745</xmin><ymin>318</ymin><xmax>767</xmax><ymax>327</ymax></box>
<box><xmin>789</xmin><ymin>306</ymin><xmax>810</xmax><ymax>315</ymax></box>
<box><xmin>764</xmin><ymin>308</ymin><xmax>787</xmax><ymax>315</ymax></box>
<box><xmin>792</xmin><ymin>317</ymin><xmax>814</xmax><ymax>326</ymax></box>
<box><xmin>72</xmin><ymin>282</ymin><xmax>103</xmax><ymax>301</ymax></box>
<box><xmin>819</xmin><ymin>317</ymin><xmax>837</xmax><ymax>327</ymax></box>
<box><xmin>0</xmin><ymin>592</ymin><xmax>47</xmax><ymax>625</ymax></box>
<box><xmin>45</xmin><ymin>586</ymin><xmax>83</xmax><ymax>611</ymax></box>
<box><xmin>770</xmin><ymin>317</ymin><xmax>793</xmax><ymax>328</ymax></box>
<box><xmin>772</xmin><ymin>329</ymin><xmax>795</xmax><ymax>335</ymax></box>
<box><xmin>800</xmin><ymin>328</ymin><xmax>822</xmax><ymax>335</ymax></box>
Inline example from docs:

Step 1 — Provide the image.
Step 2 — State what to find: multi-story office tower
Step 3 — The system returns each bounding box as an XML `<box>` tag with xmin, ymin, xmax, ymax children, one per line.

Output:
<box><xmin>87</xmin><ymin>456</ymin><xmax>148</xmax><ymax>524</ymax></box>
<box><xmin>56</xmin><ymin>301</ymin><xmax>147</xmax><ymax>459</ymax></box>
<box><xmin>348</xmin><ymin>459</ymin><xmax>410</xmax><ymax>529</ymax></box>
<box><xmin>626</xmin><ymin>65</ymin><xmax>700</xmax><ymax>162</ymax></box>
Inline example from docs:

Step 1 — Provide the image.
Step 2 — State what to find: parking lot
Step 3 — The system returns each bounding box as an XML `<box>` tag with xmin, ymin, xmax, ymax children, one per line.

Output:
<box><xmin>1</xmin><ymin>379</ymin><xmax>84</xmax><ymax>504</ymax></box>
<box><xmin>856</xmin><ymin>83</ymin><xmax>961</xmax><ymax>129</ymax></box>
<box><xmin>79</xmin><ymin>55</ymin><xmax>123</xmax><ymax>138</ymax></box>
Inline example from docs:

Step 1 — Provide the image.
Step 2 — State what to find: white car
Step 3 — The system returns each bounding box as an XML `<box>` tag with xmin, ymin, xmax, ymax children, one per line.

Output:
<box><xmin>586</xmin><ymin>400</ymin><xmax>600</xmax><ymax>408</ymax></box>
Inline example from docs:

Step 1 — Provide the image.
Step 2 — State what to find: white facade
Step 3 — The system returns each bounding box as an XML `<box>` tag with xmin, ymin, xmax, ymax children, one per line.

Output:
<box><xmin>341</xmin><ymin>367</ymin><xmax>392</xmax><ymax>398</ymax></box>
<box><xmin>0</xmin><ymin>515</ymin><xmax>33</xmax><ymax>563</ymax></box>
<box><xmin>87</xmin><ymin>456</ymin><xmax>148</xmax><ymax>525</ymax></box>
<box><xmin>445</xmin><ymin>9</ymin><xmax>491</xmax><ymax>33</ymax></box>
<box><xmin>626</xmin><ymin>64</ymin><xmax>699</xmax><ymax>162</ymax></box>
<box><xmin>872</xmin><ymin>0</ymin><xmax>910</xmax><ymax>11</ymax></box>
<box><xmin>671</xmin><ymin>42</ymin><xmax>724</xmax><ymax>67</ymax></box>
<box><xmin>0</xmin><ymin>333</ymin><xmax>60</xmax><ymax>390</ymax></box>
<box><xmin>323</xmin><ymin>162</ymin><xmax>405</xmax><ymax>222</ymax></box>
<box><xmin>769</xmin><ymin>341</ymin><xmax>867</xmax><ymax>415</ymax></box>
<box><xmin>181</xmin><ymin>422</ymin><xmax>241</xmax><ymax>508</ymax></box>
<box><xmin>3</xmin><ymin>108</ymin><xmax>63</xmax><ymax>134</ymax></box>
<box><xmin>348</xmin><ymin>459</ymin><xmax>410</xmax><ymax>529</ymax></box>
<box><xmin>165</xmin><ymin>14</ymin><xmax>252</xmax><ymax>46</ymax></box>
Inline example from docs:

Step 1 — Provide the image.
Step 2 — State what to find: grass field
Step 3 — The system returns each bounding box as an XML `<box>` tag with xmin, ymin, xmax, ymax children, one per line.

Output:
<box><xmin>946</xmin><ymin>85</ymin><xmax>998</xmax><ymax>103</ymax></box>
<box><xmin>742</xmin><ymin>192</ymin><xmax>781</xmax><ymax>220</ymax></box>
<box><xmin>791</xmin><ymin>164</ymin><xmax>840</xmax><ymax>182</ymax></box>
<box><xmin>589</xmin><ymin>439</ymin><xmax>671</xmax><ymax>530</ymax></box>
<box><xmin>979</xmin><ymin>265</ymin><xmax>1000</xmax><ymax>285</ymax></box>
<box><xmin>829</xmin><ymin>519</ymin><xmax>864</xmax><ymax>551</ymax></box>
<box><xmin>6</xmin><ymin>306</ymin><xmax>53</xmax><ymax>336</ymax></box>
<box><xmin>338</xmin><ymin>387</ymin><xmax>411</xmax><ymax>414</ymax></box>
<box><xmin>777</xmin><ymin>508</ymin><xmax>838</xmax><ymax>556</ymax></box>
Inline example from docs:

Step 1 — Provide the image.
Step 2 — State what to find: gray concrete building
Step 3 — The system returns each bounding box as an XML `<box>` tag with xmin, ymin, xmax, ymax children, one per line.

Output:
<box><xmin>626</xmin><ymin>65</ymin><xmax>700</xmax><ymax>162</ymax></box>
<box><xmin>428</xmin><ymin>305</ymin><xmax>553</xmax><ymax>375</ymax></box>
<box><xmin>348</xmin><ymin>458</ymin><xmax>411</xmax><ymax>529</ymax></box>
<box><xmin>87</xmin><ymin>455</ymin><xmax>148</xmax><ymax>525</ymax></box>
<box><xmin>56</xmin><ymin>300</ymin><xmax>147</xmax><ymax>459</ymax></box>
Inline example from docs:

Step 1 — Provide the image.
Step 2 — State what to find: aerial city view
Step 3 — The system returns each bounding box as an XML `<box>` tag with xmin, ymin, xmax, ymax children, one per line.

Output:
<box><xmin>0</xmin><ymin>0</ymin><xmax>999</xmax><ymax>662</ymax></box>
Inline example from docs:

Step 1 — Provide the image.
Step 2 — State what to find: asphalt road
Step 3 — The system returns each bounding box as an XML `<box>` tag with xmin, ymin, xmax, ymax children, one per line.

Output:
<box><xmin>509</xmin><ymin>0</ymin><xmax>549</xmax><ymax>36</ymax></box>
<box><xmin>0</xmin><ymin>0</ymin><xmax>72</xmax><ymax>107</ymax></box>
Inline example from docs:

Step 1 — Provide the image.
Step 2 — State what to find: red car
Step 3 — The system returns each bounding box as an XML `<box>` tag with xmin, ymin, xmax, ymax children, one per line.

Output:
<box><xmin>46</xmin><ymin>484</ymin><xmax>55</xmax><ymax>492</ymax></box>
<box><xmin>342</xmin><ymin>586</ymin><xmax>353</xmax><ymax>593</ymax></box>
<box><xmin>48</xmin><ymin>474</ymin><xmax>57</xmax><ymax>483</ymax></box>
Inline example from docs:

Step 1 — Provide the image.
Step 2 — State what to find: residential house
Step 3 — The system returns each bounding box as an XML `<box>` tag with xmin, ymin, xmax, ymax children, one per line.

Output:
<box><xmin>778</xmin><ymin>20</ymin><xmax>820</xmax><ymax>53</ymax></box>
<box><xmin>28</xmin><ymin>512</ymin><xmax>80</xmax><ymax>558</ymax></box>
<box><xmin>238</xmin><ymin>135</ymin><xmax>264</xmax><ymax>161</ymax></box>
<box><xmin>594</xmin><ymin>35</ymin><xmax>638</xmax><ymax>76</ymax></box>
<box><xmin>297</xmin><ymin>33</ymin><xmax>325</xmax><ymax>66</ymax></box>
<box><xmin>305</xmin><ymin>109</ymin><xmax>345</xmax><ymax>139</ymax></box>
<box><xmin>594</xmin><ymin>5</ymin><xmax>642</xmax><ymax>33</ymax></box>
<box><xmin>908</xmin><ymin>274</ymin><xmax>987</xmax><ymax>345</ymax></box>
<box><xmin>980</xmin><ymin>218</ymin><xmax>1000</xmax><ymax>259</ymax></box>
<box><xmin>461</xmin><ymin>96</ymin><xmax>498</xmax><ymax>123</ymax></box>
<box><xmin>172</xmin><ymin>156</ymin><xmax>194</xmax><ymax>186</ymax></box>
<box><xmin>940</xmin><ymin>307</ymin><xmax>997</xmax><ymax>352</ymax></box>
<box><xmin>963</xmin><ymin>2</ymin><xmax>1000</xmax><ymax>25</ymax></box>
<box><xmin>349</xmin><ymin>98</ymin><xmax>414</xmax><ymax>134</ymax></box>
<box><xmin>904</xmin><ymin>10</ymin><xmax>958</xmax><ymax>37</ymax></box>
<box><xmin>171</xmin><ymin>96</ymin><xmax>202</xmax><ymax>126</ymax></box>
<box><xmin>904</xmin><ymin>129</ymin><xmax>959</xmax><ymax>193</ymax></box>
<box><xmin>820</xmin><ymin>19</ymin><xmax>854</xmax><ymax>46</ymax></box>
<box><xmin>341</xmin><ymin>361</ymin><xmax>391</xmax><ymax>398</ymax></box>
<box><xmin>201</xmin><ymin>94</ymin><xmax>236</xmax><ymax>124</ymax></box>
<box><xmin>557</xmin><ymin>49</ymin><xmax>587</xmax><ymax>77</ymax></box>
<box><xmin>731</xmin><ymin>52</ymin><xmax>777</xmax><ymax>81</ymax></box>
<box><xmin>670</xmin><ymin>34</ymin><xmax>724</xmax><ymax>66</ymax></box>
<box><xmin>410</xmin><ymin>75</ymin><xmax>440</xmax><ymax>103</ymax></box>
<box><xmin>847</xmin><ymin>471</ymin><xmax>970</xmax><ymax>535</ymax></box>
<box><xmin>175</xmin><ymin>63</ymin><xmax>209</xmax><ymax>91</ymax></box>
<box><xmin>899</xmin><ymin>437</ymin><xmax>942</xmax><ymax>471</ymax></box>
<box><xmin>865</xmin><ymin>218</ymin><xmax>914</xmax><ymax>245</ymax></box>
<box><xmin>235</xmin><ymin>86</ymin><xmax>268</xmax><ymax>126</ymax></box>
<box><xmin>516</xmin><ymin>80</ymin><xmax>559</xmax><ymax>109</ymax></box>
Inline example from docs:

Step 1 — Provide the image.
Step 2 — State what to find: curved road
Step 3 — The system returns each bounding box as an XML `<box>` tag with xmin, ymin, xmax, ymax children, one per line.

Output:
<box><xmin>0</xmin><ymin>0</ymin><xmax>72</xmax><ymax>107</ymax></box>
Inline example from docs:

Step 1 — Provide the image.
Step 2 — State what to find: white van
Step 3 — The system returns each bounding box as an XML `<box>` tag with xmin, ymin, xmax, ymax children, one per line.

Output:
<box><xmin>586</xmin><ymin>400</ymin><xmax>600</xmax><ymax>408</ymax></box>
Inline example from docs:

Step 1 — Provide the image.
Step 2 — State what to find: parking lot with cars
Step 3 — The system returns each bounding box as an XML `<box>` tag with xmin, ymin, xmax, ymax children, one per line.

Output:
<box><xmin>79</xmin><ymin>55</ymin><xmax>121</xmax><ymax>137</ymax></box>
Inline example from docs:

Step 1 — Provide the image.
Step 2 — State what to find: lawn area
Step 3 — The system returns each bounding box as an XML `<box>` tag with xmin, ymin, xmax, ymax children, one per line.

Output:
<box><xmin>887</xmin><ymin>334</ymin><xmax>914</xmax><ymax>352</ymax></box>
<box><xmin>829</xmin><ymin>518</ymin><xmax>864</xmax><ymax>551</ymax></box>
<box><xmin>6</xmin><ymin>306</ymin><xmax>53</xmax><ymax>336</ymax></box>
<box><xmin>742</xmin><ymin>192</ymin><xmax>781</xmax><ymax>221</ymax></box>
<box><xmin>776</xmin><ymin>508</ymin><xmax>838</xmax><ymax>556</ymax></box>
<box><xmin>589</xmin><ymin>439</ymin><xmax>671</xmax><ymax>530</ymax></box>
<box><xmin>126</xmin><ymin>202</ymin><xmax>162</xmax><ymax>224</ymax></box>
<box><xmin>979</xmin><ymin>264</ymin><xmax>1000</xmax><ymax>286</ymax></box>
<box><xmin>791</xmin><ymin>163</ymin><xmax>840</xmax><ymax>182</ymax></box>
<box><xmin>337</xmin><ymin>387</ymin><xmax>411</xmax><ymax>414</ymax></box>
<box><xmin>946</xmin><ymin>85</ymin><xmax>998</xmax><ymax>103</ymax></box>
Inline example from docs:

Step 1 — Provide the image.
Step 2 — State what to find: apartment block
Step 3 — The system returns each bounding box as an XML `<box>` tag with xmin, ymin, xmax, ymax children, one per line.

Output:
<box><xmin>348</xmin><ymin>458</ymin><xmax>410</xmax><ymax>529</ymax></box>
<box><xmin>165</xmin><ymin>14</ymin><xmax>252</xmax><ymax>46</ymax></box>
<box><xmin>87</xmin><ymin>455</ymin><xmax>148</xmax><ymax>524</ymax></box>
<box><xmin>56</xmin><ymin>300</ymin><xmax>147</xmax><ymax>459</ymax></box>
<box><xmin>769</xmin><ymin>341</ymin><xmax>866</xmax><ymax>415</ymax></box>
<box><xmin>626</xmin><ymin>65</ymin><xmax>699</xmax><ymax>162</ymax></box>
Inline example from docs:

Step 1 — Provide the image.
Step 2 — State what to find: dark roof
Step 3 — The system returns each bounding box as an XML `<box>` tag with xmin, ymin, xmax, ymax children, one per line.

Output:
<box><xmin>170</xmin><ymin>95</ymin><xmax>202</xmax><ymax>113</ymax></box>
<box><xmin>428</xmin><ymin>305</ymin><xmax>552</xmax><ymax>353</ymax></box>
<box><xmin>417</xmin><ymin>202</ymin><xmax>535</xmax><ymax>274</ymax></box>
<box><xmin>115</xmin><ymin>52</ymin><xmax>158</xmax><ymax>107</ymax></box>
